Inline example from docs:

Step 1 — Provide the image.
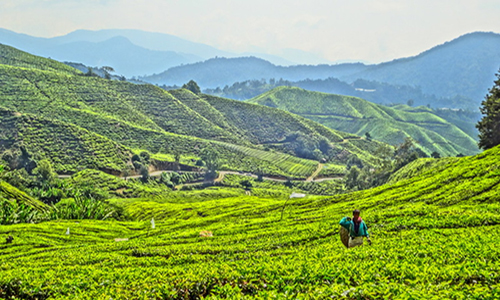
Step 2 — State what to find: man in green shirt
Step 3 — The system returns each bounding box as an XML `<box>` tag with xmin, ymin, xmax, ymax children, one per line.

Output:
<box><xmin>339</xmin><ymin>209</ymin><xmax>371</xmax><ymax>248</ymax></box>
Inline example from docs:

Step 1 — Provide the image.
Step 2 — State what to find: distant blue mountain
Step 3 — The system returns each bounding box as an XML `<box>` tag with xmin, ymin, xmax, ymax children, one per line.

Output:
<box><xmin>43</xmin><ymin>36</ymin><xmax>200</xmax><ymax>77</ymax></box>
<box><xmin>0</xmin><ymin>28</ymin><xmax>328</xmax><ymax>76</ymax></box>
<box><xmin>50</xmin><ymin>29</ymin><xmax>232</xmax><ymax>60</ymax></box>
<box><xmin>141</xmin><ymin>56</ymin><xmax>367</xmax><ymax>88</ymax></box>
<box><xmin>0</xmin><ymin>28</ymin><xmax>204</xmax><ymax>77</ymax></box>
<box><xmin>342</xmin><ymin>32</ymin><xmax>500</xmax><ymax>101</ymax></box>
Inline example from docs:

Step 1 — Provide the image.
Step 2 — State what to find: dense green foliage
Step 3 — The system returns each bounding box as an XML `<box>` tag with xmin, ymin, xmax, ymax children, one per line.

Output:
<box><xmin>477</xmin><ymin>69</ymin><xmax>500</xmax><ymax>150</ymax></box>
<box><xmin>181</xmin><ymin>80</ymin><xmax>201</xmax><ymax>94</ymax></box>
<box><xmin>1</xmin><ymin>145</ymin><xmax>499</xmax><ymax>298</ymax></box>
<box><xmin>249</xmin><ymin>87</ymin><xmax>479</xmax><ymax>156</ymax></box>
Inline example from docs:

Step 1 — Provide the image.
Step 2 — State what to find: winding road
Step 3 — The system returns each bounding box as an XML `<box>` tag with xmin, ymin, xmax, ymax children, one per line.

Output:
<box><xmin>58</xmin><ymin>163</ymin><xmax>344</xmax><ymax>185</ymax></box>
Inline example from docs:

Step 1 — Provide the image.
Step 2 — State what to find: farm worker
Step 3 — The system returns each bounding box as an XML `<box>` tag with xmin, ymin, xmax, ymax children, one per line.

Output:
<box><xmin>339</xmin><ymin>209</ymin><xmax>371</xmax><ymax>248</ymax></box>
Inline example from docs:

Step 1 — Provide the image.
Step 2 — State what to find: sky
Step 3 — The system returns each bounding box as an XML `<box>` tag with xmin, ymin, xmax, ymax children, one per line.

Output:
<box><xmin>1</xmin><ymin>0</ymin><xmax>499</xmax><ymax>64</ymax></box>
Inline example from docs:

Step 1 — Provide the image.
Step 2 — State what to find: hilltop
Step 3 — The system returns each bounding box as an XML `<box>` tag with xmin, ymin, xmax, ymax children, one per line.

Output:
<box><xmin>0</xmin><ymin>44</ymin><xmax>386</xmax><ymax>178</ymax></box>
<box><xmin>248</xmin><ymin>87</ymin><xmax>479</xmax><ymax>156</ymax></box>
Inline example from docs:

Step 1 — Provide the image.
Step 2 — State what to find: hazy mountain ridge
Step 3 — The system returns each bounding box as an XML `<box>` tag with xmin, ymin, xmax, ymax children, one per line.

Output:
<box><xmin>142</xmin><ymin>56</ymin><xmax>367</xmax><ymax>88</ymax></box>
<box><xmin>343</xmin><ymin>32</ymin><xmax>500</xmax><ymax>101</ymax></box>
<box><xmin>0</xmin><ymin>28</ymin><xmax>330</xmax><ymax>77</ymax></box>
<box><xmin>146</xmin><ymin>32</ymin><xmax>500</xmax><ymax>110</ymax></box>
<box><xmin>2</xmin><ymin>28</ymin><xmax>498</xmax><ymax>110</ymax></box>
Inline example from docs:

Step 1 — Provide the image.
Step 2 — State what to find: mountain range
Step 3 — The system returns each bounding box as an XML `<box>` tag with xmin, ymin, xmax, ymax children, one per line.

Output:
<box><xmin>143</xmin><ymin>32</ymin><xmax>500</xmax><ymax>110</ymax></box>
<box><xmin>0</xmin><ymin>28</ymin><xmax>324</xmax><ymax>76</ymax></box>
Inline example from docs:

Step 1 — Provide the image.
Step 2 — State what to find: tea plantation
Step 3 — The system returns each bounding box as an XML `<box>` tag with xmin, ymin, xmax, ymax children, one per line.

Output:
<box><xmin>1</xmin><ymin>145</ymin><xmax>499</xmax><ymax>299</ymax></box>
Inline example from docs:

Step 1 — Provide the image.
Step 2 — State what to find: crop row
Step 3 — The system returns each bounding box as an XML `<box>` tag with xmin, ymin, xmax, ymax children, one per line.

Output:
<box><xmin>219</xmin><ymin>142</ymin><xmax>318</xmax><ymax>177</ymax></box>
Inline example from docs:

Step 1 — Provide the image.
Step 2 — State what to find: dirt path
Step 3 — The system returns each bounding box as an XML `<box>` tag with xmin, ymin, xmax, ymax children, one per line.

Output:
<box><xmin>306</xmin><ymin>163</ymin><xmax>323</xmax><ymax>182</ymax></box>
<box><xmin>59</xmin><ymin>169</ymin><xmax>343</xmax><ymax>183</ymax></box>
<box><xmin>340</xmin><ymin>136</ymin><xmax>364</xmax><ymax>143</ymax></box>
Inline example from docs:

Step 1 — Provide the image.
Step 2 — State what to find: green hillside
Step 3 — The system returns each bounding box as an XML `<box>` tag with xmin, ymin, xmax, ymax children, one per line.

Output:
<box><xmin>249</xmin><ymin>86</ymin><xmax>479</xmax><ymax>156</ymax></box>
<box><xmin>0</xmin><ymin>44</ymin><xmax>393</xmax><ymax>178</ymax></box>
<box><xmin>0</xmin><ymin>180</ymin><xmax>49</xmax><ymax>212</ymax></box>
<box><xmin>1</xmin><ymin>144</ymin><xmax>499</xmax><ymax>298</ymax></box>
<box><xmin>0</xmin><ymin>43</ymin><xmax>80</xmax><ymax>75</ymax></box>
<box><xmin>0</xmin><ymin>107</ymin><xmax>132</xmax><ymax>173</ymax></box>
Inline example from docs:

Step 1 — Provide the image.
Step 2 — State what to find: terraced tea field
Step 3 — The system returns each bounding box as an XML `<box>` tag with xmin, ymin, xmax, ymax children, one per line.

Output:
<box><xmin>2</xmin><ymin>144</ymin><xmax>500</xmax><ymax>299</ymax></box>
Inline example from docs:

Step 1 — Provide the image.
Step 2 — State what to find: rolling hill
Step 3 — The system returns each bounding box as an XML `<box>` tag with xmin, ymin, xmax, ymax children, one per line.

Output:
<box><xmin>0</xmin><ymin>44</ymin><xmax>387</xmax><ymax>178</ymax></box>
<box><xmin>1</xmin><ymin>141</ymin><xmax>499</xmax><ymax>298</ymax></box>
<box><xmin>248</xmin><ymin>87</ymin><xmax>479</xmax><ymax>156</ymax></box>
<box><xmin>0</xmin><ymin>107</ymin><xmax>132</xmax><ymax>173</ymax></box>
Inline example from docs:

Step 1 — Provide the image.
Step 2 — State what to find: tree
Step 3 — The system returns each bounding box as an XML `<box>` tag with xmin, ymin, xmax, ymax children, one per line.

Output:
<box><xmin>182</xmin><ymin>80</ymin><xmax>201</xmax><ymax>94</ymax></box>
<box><xmin>477</xmin><ymin>69</ymin><xmax>500</xmax><ymax>150</ymax></box>
<box><xmin>345</xmin><ymin>166</ymin><xmax>360</xmax><ymax>189</ymax></box>
<box><xmin>199</xmin><ymin>148</ymin><xmax>220</xmax><ymax>176</ymax></box>
<box><xmin>240</xmin><ymin>180</ymin><xmax>253</xmax><ymax>190</ymax></box>
<box><xmin>139</xmin><ymin>165</ymin><xmax>149</xmax><ymax>182</ymax></box>
<box><xmin>85</xmin><ymin>67</ymin><xmax>97</xmax><ymax>77</ymax></box>
<box><xmin>393</xmin><ymin>138</ymin><xmax>421</xmax><ymax>171</ymax></box>
<box><xmin>431</xmin><ymin>151</ymin><xmax>441</xmax><ymax>159</ymax></box>
<box><xmin>173</xmin><ymin>150</ymin><xmax>182</xmax><ymax>171</ymax></box>
<box><xmin>122</xmin><ymin>165</ymin><xmax>133</xmax><ymax>180</ymax></box>
<box><xmin>132</xmin><ymin>152</ymin><xmax>150</xmax><ymax>172</ymax></box>
<box><xmin>101</xmin><ymin>66</ymin><xmax>115</xmax><ymax>80</ymax></box>
<box><xmin>407</xmin><ymin>99</ymin><xmax>414</xmax><ymax>106</ymax></box>
<box><xmin>346</xmin><ymin>155</ymin><xmax>363</xmax><ymax>170</ymax></box>
<box><xmin>32</xmin><ymin>159</ymin><xmax>57</xmax><ymax>184</ymax></box>
<box><xmin>365</xmin><ymin>132</ymin><xmax>372</xmax><ymax>141</ymax></box>
<box><xmin>312</xmin><ymin>148</ymin><xmax>323</xmax><ymax>161</ymax></box>
<box><xmin>139</xmin><ymin>151</ymin><xmax>150</xmax><ymax>165</ymax></box>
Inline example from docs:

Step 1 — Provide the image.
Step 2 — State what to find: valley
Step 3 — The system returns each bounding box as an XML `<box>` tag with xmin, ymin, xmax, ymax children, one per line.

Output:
<box><xmin>0</xmin><ymin>37</ymin><xmax>499</xmax><ymax>299</ymax></box>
